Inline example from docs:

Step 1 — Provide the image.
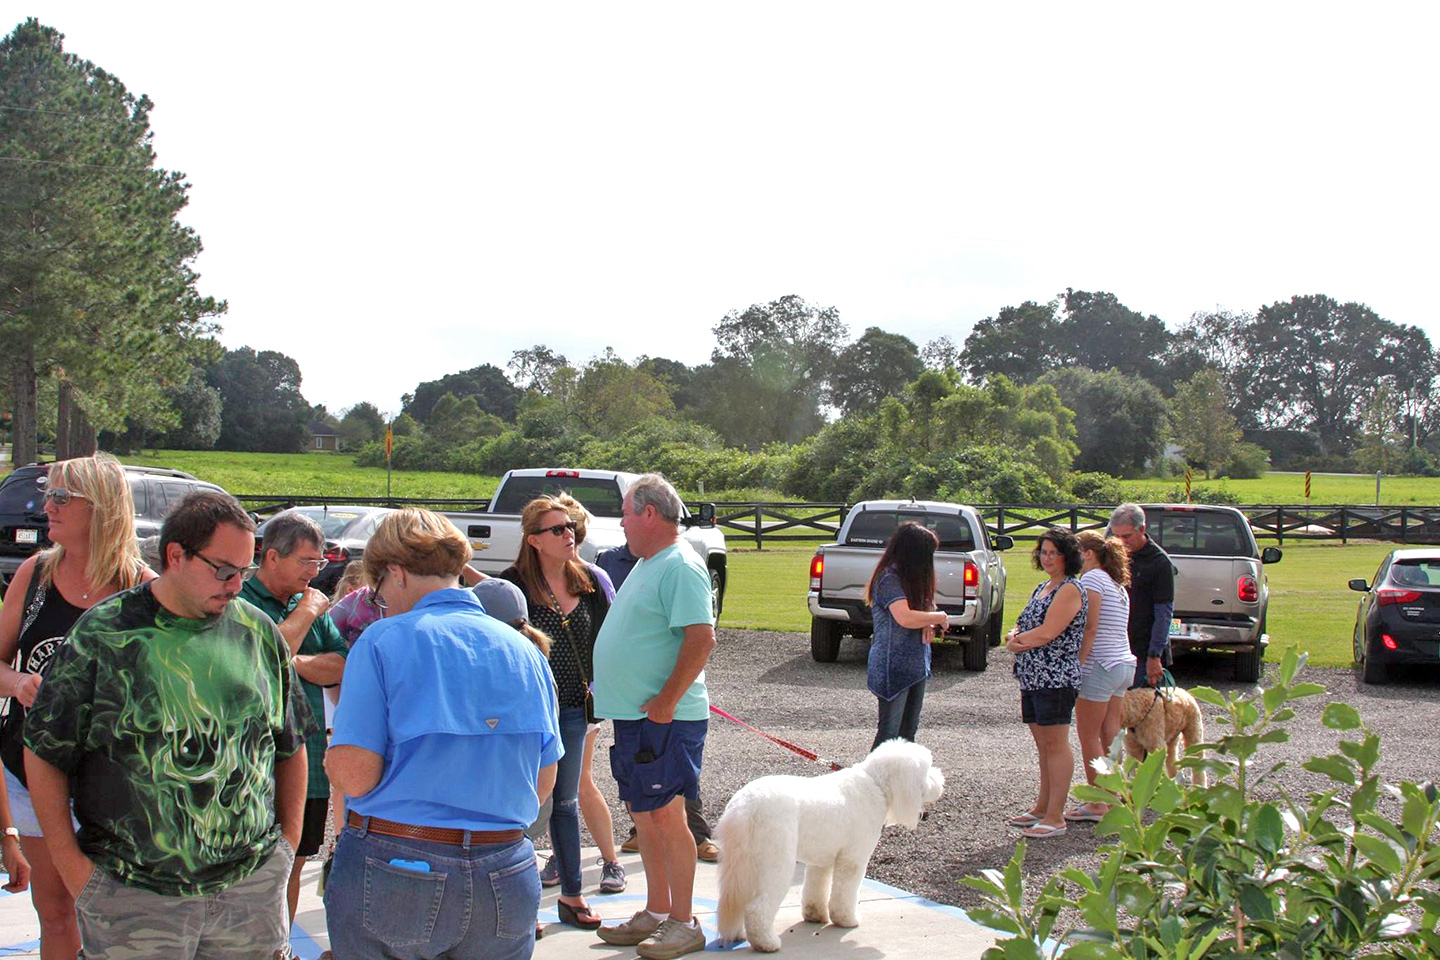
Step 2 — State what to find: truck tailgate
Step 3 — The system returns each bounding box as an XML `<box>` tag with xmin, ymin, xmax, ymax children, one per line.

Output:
<box><xmin>819</xmin><ymin>547</ymin><xmax>969</xmax><ymax>610</ymax></box>
<box><xmin>1173</xmin><ymin>557</ymin><xmax>1255</xmax><ymax>617</ymax></box>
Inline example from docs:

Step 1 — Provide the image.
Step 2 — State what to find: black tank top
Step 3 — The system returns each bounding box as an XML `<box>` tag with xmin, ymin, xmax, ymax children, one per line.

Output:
<box><xmin>0</xmin><ymin>576</ymin><xmax>86</xmax><ymax>783</ymax></box>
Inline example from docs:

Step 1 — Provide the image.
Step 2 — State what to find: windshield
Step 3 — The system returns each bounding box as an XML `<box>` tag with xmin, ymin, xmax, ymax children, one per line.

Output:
<box><xmin>844</xmin><ymin>511</ymin><xmax>976</xmax><ymax>551</ymax></box>
<box><xmin>1143</xmin><ymin>509</ymin><xmax>1255</xmax><ymax>558</ymax></box>
<box><xmin>0</xmin><ymin>474</ymin><xmax>45</xmax><ymax>516</ymax></box>
<box><xmin>261</xmin><ymin>508</ymin><xmax>363</xmax><ymax>540</ymax></box>
<box><xmin>493</xmin><ymin>477</ymin><xmax>625</xmax><ymax>518</ymax></box>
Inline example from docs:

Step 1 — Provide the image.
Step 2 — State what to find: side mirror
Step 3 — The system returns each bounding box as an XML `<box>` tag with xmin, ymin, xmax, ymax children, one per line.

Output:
<box><xmin>1261</xmin><ymin>547</ymin><xmax>1282</xmax><ymax>564</ymax></box>
<box><xmin>993</xmin><ymin>535</ymin><xmax>1014</xmax><ymax>551</ymax></box>
<box><xmin>1348</xmin><ymin>578</ymin><xmax>1369</xmax><ymax>592</ymax></box>
<box><xmin>696</xmin><ymin>502</ymin><xmax>716</xmax><ymax>527</ymax></box>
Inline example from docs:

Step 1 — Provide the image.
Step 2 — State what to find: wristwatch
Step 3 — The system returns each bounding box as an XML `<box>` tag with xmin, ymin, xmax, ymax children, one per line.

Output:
<box><xmin>1</xmin><ymin>826</ymin><xmax>18</xmax><ymax>841</ymax></box>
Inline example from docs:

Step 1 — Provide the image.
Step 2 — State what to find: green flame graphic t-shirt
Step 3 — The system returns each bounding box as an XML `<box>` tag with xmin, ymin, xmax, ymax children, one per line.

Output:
<box><xmin>24</xmin><ymin>582</ymin><xmax>314</xmax><ymax>896</ymax></box>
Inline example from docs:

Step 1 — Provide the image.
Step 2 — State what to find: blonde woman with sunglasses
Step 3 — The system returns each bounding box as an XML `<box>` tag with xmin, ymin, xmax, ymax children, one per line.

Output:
<box><xmin>0</xmin><ymin>453</ymin><xmax>153</xmax><ymax>959</ymax></box>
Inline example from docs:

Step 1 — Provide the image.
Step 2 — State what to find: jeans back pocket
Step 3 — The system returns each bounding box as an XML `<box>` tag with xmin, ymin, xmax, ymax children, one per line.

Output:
<box><xmin>489</xmin><ymin>855</ymin><xmax>540</xmax><ymax>941</ymax></box>
<box><xmin>362</xmin><ymin>857</ymin><xmax>447</xmax><ymax>948</ymax></box>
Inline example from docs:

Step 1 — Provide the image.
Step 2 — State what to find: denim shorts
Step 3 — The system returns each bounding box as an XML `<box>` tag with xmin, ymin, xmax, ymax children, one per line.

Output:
<box><xmin>4</xmin><ymin>767</ymin><xmax>79</xmax><ymax>836</ymax></box>
<box><xmin>610</xmin><ymin>718</ymin><xmax>706</xmax><ymax>813</ymax></box>
<box><xmin>1078</xmin><ymin>660</ymin><xmax>1136</xmax><ymax>703</ymax></box>
<box><xmin>1020</xmin><ymin>687</ymin><xmax>1078</xmax><ymax>726</ymax></box>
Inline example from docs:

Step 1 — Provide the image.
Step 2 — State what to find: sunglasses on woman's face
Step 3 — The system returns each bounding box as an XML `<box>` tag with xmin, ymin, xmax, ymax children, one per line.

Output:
<box><xmin>534</xmin><ymin>521</ymin><xmax>577</xmax><ymax>538</ymax></box>
<box><xmin>367</xmin><ymin>573</ymin><xmax>389</xmax><ymax>611</ymax></box>
<box><xmin>42</xmin><ymin>487</ymin><xmax>88</xmax><ymax>506</ymax></box>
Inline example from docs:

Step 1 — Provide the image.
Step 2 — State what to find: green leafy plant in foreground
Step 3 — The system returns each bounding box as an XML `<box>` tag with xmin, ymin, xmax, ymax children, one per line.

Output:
<box><xmin>961</xmin><ymin>647</ymin><xmax>1440</xmax><ymax>958</ymax></box>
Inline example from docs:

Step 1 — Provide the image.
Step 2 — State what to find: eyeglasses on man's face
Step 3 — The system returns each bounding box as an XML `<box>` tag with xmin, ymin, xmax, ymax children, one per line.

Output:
<box><xmin>289</xmin><ymin>554</ymin><xmax>329</xmax><ymax>573</ymax></box>
<box><xmin>42</xmin><ymin>487</ymin><xmax>88</xmax><ymax>506</ymax></box>
<box><xmin>190</xmin><ymin>551</ymin><xmax>257</xmax><ymax>582</ymax></box>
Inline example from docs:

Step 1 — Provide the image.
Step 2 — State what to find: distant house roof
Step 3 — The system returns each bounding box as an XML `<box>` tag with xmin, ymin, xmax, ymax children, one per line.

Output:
<box><xmin>307</xmin><ymin>421</ymin><xmax>339</xmax><ymax>437</ymax></box>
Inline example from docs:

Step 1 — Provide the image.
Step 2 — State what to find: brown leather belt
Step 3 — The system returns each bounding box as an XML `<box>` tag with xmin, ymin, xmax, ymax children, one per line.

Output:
<box><xmin>347</xmin><ymin>811</ymin><xmax>523</xmax><ymax>846</ymax></box>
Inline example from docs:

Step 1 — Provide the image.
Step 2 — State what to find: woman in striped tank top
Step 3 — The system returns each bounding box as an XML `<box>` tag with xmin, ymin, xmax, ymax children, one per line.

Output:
<box><xmin>1066</xmin><ymin>531</ymin><xmax>1137</xmax><ymax>823</ymax></box>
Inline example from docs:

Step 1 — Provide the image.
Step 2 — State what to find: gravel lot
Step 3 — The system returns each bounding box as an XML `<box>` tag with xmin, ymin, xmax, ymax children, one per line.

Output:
<box><xmin>576</xmin><ymin>628</ymin><xmax>1440</xmax><ymax>910</ymax></box>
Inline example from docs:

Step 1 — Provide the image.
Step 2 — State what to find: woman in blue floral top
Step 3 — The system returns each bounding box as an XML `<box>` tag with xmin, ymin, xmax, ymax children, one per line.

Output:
<box><xmin>866</xmin><ymin>523</ymin><xmax>949</xmax><ymax>752</ymax></box>
<box><xmin>1003</xmin><ymin>527</ymin><xmax>1087</xmax><ymax>838</ymax></box>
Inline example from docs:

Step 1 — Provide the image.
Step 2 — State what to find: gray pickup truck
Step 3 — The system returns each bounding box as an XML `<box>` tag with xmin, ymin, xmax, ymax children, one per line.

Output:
<box><xmin>806</xmin><ymin>500</ymin><xmax>1012</xmax><ymax>671</ymax></box>
<box><xmin>1136</xmin><ymin>504</ymin><xmax>1282</xmax><ymax>682</ymax></box>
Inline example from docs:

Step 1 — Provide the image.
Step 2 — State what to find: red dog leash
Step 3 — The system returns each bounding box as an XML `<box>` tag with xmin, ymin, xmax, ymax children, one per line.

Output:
<box><xmin>708</xmin><ymin>704</ymin><xmax>845</xmax><ymax>772</ymax></box>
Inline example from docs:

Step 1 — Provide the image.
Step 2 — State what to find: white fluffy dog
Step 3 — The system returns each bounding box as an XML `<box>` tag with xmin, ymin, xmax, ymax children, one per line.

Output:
<box><xmin>715</xmin><ymin>740</ymin><xmax>945</xmax><ymax>952</ymax></box>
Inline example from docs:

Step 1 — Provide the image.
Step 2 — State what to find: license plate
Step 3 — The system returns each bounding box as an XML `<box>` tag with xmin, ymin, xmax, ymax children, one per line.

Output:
<box><xmin>15</xmin><ymin>529</ymin><xmax>38</xmax><ymax>544</ymax></box>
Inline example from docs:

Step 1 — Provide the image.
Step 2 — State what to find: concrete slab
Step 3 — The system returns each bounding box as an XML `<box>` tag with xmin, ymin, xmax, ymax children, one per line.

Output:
<box><xmin>0</xmin><ymin>847</ymin><xmax>1004</xmax><ymax>958</ymax></box>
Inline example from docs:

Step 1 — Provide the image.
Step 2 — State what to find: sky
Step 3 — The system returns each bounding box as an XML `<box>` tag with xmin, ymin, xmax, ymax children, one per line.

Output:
<box><xmin>14</xmin><ymin>3</ymin><xmax>1440</xmax><ymax>416</ymax></box>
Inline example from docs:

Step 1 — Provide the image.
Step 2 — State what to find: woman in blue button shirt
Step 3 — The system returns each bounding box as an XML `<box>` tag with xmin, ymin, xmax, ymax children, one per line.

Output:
<box><xmin>324</xmin><ymin>509</ymin><xmax>563</xmax><ymax>960</ymax></box>
<box><xmin>866</xmin><ymin>523</ymin><xmax>949</xmax><ymax>752</ymax></box>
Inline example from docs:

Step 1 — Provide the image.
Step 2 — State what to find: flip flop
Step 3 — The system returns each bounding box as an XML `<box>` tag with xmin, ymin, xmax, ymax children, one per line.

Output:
<box><xmin>1064</xmin><ymin>805</ymin><xmax>1105</xmax><ymax>823</ymax></box>
<box><xmin>1007</xmin><ymin>813</ymin><xmax>1041</xmax><ymax>827</ymax></box>
<box><xmin>1021</xmin><ymin>822</ymin><xmax>1068</xmax><ymax>838</ymax></box>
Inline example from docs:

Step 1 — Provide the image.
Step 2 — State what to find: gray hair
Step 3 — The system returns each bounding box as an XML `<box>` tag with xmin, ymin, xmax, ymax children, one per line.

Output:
<box><xmin>262</xmin><ymin>511</ymin><xmax>326</xmax><ymax>559</ymax></box>
<box><xmin>1109</xmin><ymin>502</ymin><xmax>1146</xmax><ymax>532</ymax></box>
<box><xmin>628</xmin><ymin>473</ymin><xmax>683</xmax><ymax>525</ymax></box>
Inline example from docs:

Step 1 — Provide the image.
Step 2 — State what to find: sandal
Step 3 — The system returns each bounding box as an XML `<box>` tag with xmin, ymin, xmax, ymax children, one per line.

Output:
<box><xmin>557</xmin><ymin>899</ymin><xmax>603</xmax><ymax>930</ymax></box>
<box><xmin>1021</xmin><ymin>822</ymin><xmax>1068</xmax><ymax>838</ymax></box>
<box><xmin>1064</xmin><ymin>805</ymin><xmax>1105</xmax><ymax>823</ymax></box>
<box><xmin>1007</xmin><ymin>812</ymin><xmax>1041</xmax><ymax>827</ymax></box>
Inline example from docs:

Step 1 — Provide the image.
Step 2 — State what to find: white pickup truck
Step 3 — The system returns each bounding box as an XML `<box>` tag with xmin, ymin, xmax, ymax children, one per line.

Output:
<box><xmin>806</xmin><ymin>500</ymin><xmax>1013</xmax><ymax>671</ymax></box>
<box><xmin>442</xmin><ymin>469</ymin><xmax>728</xmax><ymax>615</ymax></box>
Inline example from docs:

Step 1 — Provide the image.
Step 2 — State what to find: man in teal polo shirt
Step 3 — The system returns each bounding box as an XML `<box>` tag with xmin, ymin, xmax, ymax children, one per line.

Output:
<box><xmin>239</xmin><ymin>511</ymin><xmax>348</xmax><ymax>930</ymax></box>
<box><xmin>593</xmin><ymin>474</ymin><xmax>716</xmax><ymax>960</ymax></box>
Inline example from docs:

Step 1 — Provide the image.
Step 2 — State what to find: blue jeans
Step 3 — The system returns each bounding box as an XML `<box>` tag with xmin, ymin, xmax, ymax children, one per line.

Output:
<box><xmin>872</xmin><ymin>679</ymin><xmax>926</xmax><ymax>751</ymax></box>
<box><xmin>550</xmin><ymin>706</ymin><xmax>589</xmax><ymax>897</ymax></box>
<box><xmin>324</xmin><ymin>824</ymin><xmax>538</xmax><ymax>960</ymax></box>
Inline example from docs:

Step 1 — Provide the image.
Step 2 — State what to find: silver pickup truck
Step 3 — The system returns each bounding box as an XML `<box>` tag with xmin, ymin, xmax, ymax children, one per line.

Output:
<box><xmin>1135</xmin><ymin>503</ymin><xmax>1282</xmax><ymax>682</ymax></box>
<box><xmin>442</xmin><ymin>468</ymin><xmax>728</xmax><ymax>616</ymax></box>
<box><xmin>806</xmin><ymin>500</ymin><xmax>1012</xmax><ymax>671</ymax></box>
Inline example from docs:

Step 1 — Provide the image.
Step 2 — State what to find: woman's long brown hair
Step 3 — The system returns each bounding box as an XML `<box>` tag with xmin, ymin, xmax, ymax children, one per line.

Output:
<box><xmin>1076</xmin><ymin>529</ymin><xmax>1130</xmax><ymax>587</ymax></box>
<box><xmin>513</xmin><ymin>496</ymin><xmax>595</xmax><ymax>606</ymax></box>
<box><xmin>865</xmin><ymin>522</ymin><xmax>939</xmax><ymax>610</ymax></box>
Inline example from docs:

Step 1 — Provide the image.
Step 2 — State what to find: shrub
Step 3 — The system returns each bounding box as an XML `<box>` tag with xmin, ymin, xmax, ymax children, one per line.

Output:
<box><xmin>1221</xmin><ymin>441</ymin><xmax>1269</xmax><ymax>480</ymax></box>
<box><xmin>1399</xmin><ymin>446</ymin><xmax>1440</xmax><ymax>477</ymax></box>
<box><xmin>961</xmin><ymin>648</ymin><xmax>1440</xmax><ymax>959</ymax></box>
<box><xmin>1070</xmin><ymin>472</ymin><xmax>1123</xmax><ymax>504</ymax></box>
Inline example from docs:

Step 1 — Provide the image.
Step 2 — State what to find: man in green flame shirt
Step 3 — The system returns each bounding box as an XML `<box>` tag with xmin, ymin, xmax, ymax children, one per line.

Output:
<box><xmin>23</xmin><ymin>491</ymin><xmax>314</xmax><ymax>959</ymax></box>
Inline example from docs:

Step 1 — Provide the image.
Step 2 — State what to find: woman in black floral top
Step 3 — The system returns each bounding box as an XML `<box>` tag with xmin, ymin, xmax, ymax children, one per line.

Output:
<box><xmin>1003</xmin><ymin>528</ymin><xmax>1087</xmax><ymax>838</ymax></box>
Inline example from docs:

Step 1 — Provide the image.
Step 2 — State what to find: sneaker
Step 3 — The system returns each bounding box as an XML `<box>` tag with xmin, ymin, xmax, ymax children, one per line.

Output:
<box><xmin>620</xmin><ymin>830</ymin><xmax>640</xmax><ymax>854</ymax></box>
<box><xmin>599</xmin><ymin>858</ymin><xmax>627</xmax><ymax>893</ymax></box>
<box><xmin>696</xmin><ymin>839</ymin><xmax>719</xmax><ymax>862</ymax></box>
<box><xmin>539</xmin><ymin>855</ymin><xmax>560</xmax><ymax>888</ymax></box>
<box><xmin>636</xmin><ymin>918</ymin><xmax>706</xmax><ymax>959</ymax></box>
<box><xmin>597</xmin><ymin>909</ymin><xmax>662</xmax><ymax>946</ymax></box>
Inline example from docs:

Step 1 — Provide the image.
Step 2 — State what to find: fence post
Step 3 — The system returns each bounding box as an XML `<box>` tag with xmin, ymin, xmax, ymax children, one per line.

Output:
<box><xmin>755</xmin><ymin>505</ymin><xmax>764</xmax><ymax>551</ymax></box>
<box><xmin>996</xmin><ymin>506</ymin><xmax>1005</xmax><ymax>541</ymax></box>
<box><xmin>1276</xmin><ymin>506</ymin><xmax>1284</xmax><ymax>547</ymax></box>
<box><xmin>1070</xmin><ymin>507</ymin><xmax>1078</xmax><ymax>532</ymax></box>
<box><xmin>1401</xmin><ymin>506</ymin><xmax>1409</xmax><ymax>543</ymax></box>
<box><xmin>1340</xmin><ymin>506</ymin><xmax>1347</xmax><ymax>545</ymax></box>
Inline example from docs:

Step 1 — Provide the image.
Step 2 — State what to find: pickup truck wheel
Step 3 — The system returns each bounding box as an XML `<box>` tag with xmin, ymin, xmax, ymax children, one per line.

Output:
<box><xmin>709</xmin><ymin>568</ymin><xmax>724</xmax><ymax>620</ymax></box>
<box><xmin>987</xmin><ymin>601</ymin><xmax>1005</xmax><ymax>647</ymax></box>
<box><xmin>810</xmin><ymin>617</ymin><xmax>843</xmax><ymax>663</ymax></box>
<box><xmin>962</xmin><ymin>633</ymin><xmax>988</xmax><ymax>672</ymax></box>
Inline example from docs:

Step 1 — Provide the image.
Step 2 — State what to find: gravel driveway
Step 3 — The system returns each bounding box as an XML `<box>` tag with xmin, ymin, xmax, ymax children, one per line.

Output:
<box><xmin>577</xmin><ymin>629</ymin><xmax>1440</xmax><ymax>910</ymax></box>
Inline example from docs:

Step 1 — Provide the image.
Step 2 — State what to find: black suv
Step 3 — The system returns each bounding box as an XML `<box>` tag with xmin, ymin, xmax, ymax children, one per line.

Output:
<box><xmin>0</xmin><ymin>463</ymin><xmax>229</xmax><ymax>591</ymax></box>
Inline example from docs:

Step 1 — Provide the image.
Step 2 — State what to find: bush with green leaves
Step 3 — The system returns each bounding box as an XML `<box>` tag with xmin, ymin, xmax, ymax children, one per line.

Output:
<box><xmin>961</xmin><ymin>647</ymin><xmax>1440</xmax><ymax>959</ymax></box>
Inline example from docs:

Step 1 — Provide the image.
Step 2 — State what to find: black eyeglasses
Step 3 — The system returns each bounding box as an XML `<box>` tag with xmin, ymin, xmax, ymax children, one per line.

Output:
<box><xmin>533</xmin><ymin>521</ymin><xmax>577</xmax><ymax>538</ymax></box>
<box><xmin>42</xmin><ymin>487</ymin><xmax>88</xmax><ymax>506</ymax></box>
<box><xmin>190</xmin><ymin>551</ymin><xmax>257</xmax><ymax>582</ymax></box>
<box><xmin>367</xmin><ymin>573</ymin><xmax>388</xmax><ymax>611</ymax></box>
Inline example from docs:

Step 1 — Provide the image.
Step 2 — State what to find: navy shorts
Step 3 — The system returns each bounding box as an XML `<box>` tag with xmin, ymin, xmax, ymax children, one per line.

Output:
<box><xmin>1020</xmin><ymin>687</ymin><xmax>1078</xmax><ymax>726</ymax></box>
<box><xmin>610</xmin><ymin>718</ymin><xmax>707</xmax><ymax>813</ymax></box>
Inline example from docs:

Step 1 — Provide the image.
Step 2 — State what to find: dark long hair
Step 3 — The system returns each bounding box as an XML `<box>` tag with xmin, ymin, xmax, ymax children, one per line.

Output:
<box><xmin>866</xmin><ymin>522</ymin><xmax>939</xmax><ymax>610</ymax></box>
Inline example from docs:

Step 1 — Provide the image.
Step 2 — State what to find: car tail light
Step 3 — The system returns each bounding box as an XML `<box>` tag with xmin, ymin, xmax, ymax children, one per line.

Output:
<box><xmin>1378</xmin><ymin>589</ymin><xmax>1423</xmax><ymax>606</ymax></box>
<box><xmin>1237</xmin><ymin>576</ymin><xmax>1259</xmax><ymax>603</ymax></box>
<box><xmin>963</xmin><ymin>561</ymin><xmax>979</xmax><ymax>600</ymax></box>
<box><xmin>810</xmin><ymin>553</ymin><xmax>823</xmax><ymax>591</ymax></box>
<box><xmin>324</xmin><ymin>546</ymin><xmax>348</xmax><ymax>564</ymax></box>
<box><xmin>546</xmin><ymin>470</ymin><xmax>580</xmax><ymax>478</ymax></box>
<box><xmin>1382</xmin><ymin>633</ymin><xmax>1399</xmax><ymax>651</ymax></box>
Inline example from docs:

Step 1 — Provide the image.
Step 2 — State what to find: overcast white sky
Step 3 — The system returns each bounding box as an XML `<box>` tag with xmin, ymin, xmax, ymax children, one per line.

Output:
<box><xmin>16</xmin><ymin>3</ymin><xmax>1440</xmax><ymax>415</ymax></box>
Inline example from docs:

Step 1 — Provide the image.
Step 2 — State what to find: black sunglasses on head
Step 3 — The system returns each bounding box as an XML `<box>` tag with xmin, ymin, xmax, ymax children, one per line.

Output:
<box><xmin>533</xmin><ymin>521</ymin><xmax>577</xmax><ymax>537</ymax></box>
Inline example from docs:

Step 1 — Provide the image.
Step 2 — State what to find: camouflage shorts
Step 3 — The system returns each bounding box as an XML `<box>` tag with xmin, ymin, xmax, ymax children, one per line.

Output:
<box><xmin>76</xmin><ymin>842</ymin><xmax>295</xmax><ymax>959</ymax></box>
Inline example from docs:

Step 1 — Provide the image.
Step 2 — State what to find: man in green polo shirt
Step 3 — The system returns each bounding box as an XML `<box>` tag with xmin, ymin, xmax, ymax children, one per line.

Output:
<box><xmin>239</xmin><ymin>510</ymin><xmax>348</xmax><ymax>928</ymax></box>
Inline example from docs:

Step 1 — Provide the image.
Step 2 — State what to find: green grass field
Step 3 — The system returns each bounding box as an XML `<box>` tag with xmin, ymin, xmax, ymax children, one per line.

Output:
<box><xmin>1120</xmin><ymin>471</ymin><xmax>1440</xmax><ymax>506</ymax></box>
<box><xmin>718</xmin><ymin>539</ymin><xmax>1393</xmax><ymax>669</ymax></box>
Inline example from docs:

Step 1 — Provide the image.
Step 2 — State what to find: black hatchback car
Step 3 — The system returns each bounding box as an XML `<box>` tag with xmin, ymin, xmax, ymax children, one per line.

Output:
<box><xmin>1350</xmin><ymin>549</ymin><xmax>1440</xmax><ymax>683</ymax></box>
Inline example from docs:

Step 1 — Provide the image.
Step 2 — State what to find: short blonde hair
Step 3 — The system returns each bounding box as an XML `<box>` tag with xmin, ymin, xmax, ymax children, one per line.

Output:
<box><xmin>39</xmin><ymin>453</ymin><xmax>146</xmax><ymax>592</ymax></box>
<box><xmin>363</xmin><ymin>508</ymin><xmax>471</xmax><ymax>585</ymax></box>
